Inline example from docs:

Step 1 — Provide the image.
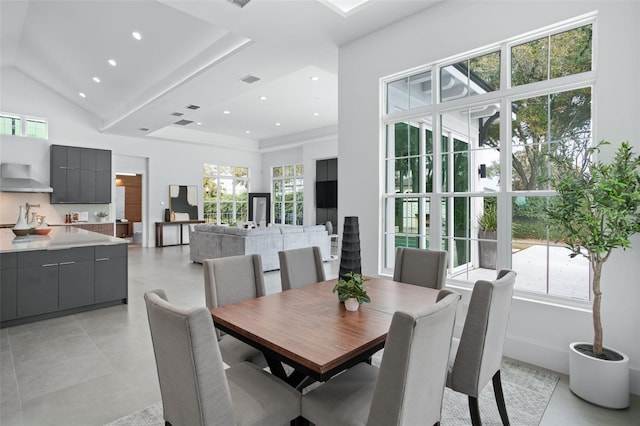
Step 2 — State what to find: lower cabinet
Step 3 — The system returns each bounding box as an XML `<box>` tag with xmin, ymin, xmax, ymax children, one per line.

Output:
<box><xmin>58</xmin><ymin>247</ymin><xmax>95</xmax><ymax>309</ymax></box>
<box><xmin>95</xmin><ymin>244</ymin><xmax>128</xmax><ymax>302</ymax></box>
<box><xmin>1</xmin><ymin>253</ymin><xmax>17</xmax><ymax>321</ymax></box>
<box><xmin>17</xmin><ymin>251</ymin><xmax>59</xmax><ymax>317</ymax></box>
<box><xmin>3</xmin><ymin>243</ymin><xmax>128</xmax><ymax>326</ymax></box>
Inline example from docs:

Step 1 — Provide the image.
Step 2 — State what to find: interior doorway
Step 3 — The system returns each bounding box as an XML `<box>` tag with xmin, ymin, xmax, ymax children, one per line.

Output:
<box><xmin>115</xmin><ymin>173</ymin><xmax>142</xmax><ymax>246</ymax></box>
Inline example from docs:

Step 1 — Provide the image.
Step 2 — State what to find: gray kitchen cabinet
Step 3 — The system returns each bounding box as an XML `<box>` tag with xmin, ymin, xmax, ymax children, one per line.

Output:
<box><xmin>1</xmin><ymin>253</ymin><xmax>17</xmax><ymax>321</ymax></box>
<box><xmin>94</xmin><ymin>244</ymin><xmax>128</xmax><ymax>302</ymax></box>
<box><xmin>80</xmin><ymin>147</ymin><xmax>96</xmax><ymax>170</ymax></box>
<box><xmin>58</xmin><ymin>247</ymin><xmax>95</xmax><ymax>309</ymax></box>
<box><xmin>1</xmin><ymin>227</ymin><xmax>128</xmax><ymax>328</ymax></box>
<box><xmin>14</xmin><ymin>246</ymin><xmax>120</xmax><ymax>319</ymax></box>
<box><xmin>95</xmin><ymin>149</ymin><xmax>112</xmax><ymax>203</ymax></box>
<box><xmin>51</xmin><ymin>144</ymin><xmax>111</xmax><ymax>204</ymax></box>
<box><xmin>66</xmin><ymin>167</ymin><xmax>81</xmax><ymax>203</ymax></box>
<box><xmin>17</xmin><ymin>251</ymin><xmax>59</xmax><ymax>317</ymax></box>
<box><xmin>80</xmin><ymin>168</ymin><xmax>97</xmax><ymax>202</ymax></box>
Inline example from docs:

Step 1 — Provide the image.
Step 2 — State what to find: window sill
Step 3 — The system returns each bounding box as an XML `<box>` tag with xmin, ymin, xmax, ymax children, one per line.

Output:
<box><xmin>446</xmin><ymin>278</ymin><xmax>592</xmax><ymax>313</ymax></box>
<box><xmin>380</xmin><ymin>269</ymin><xmax>592</xmax><ymax>312</ymax></box>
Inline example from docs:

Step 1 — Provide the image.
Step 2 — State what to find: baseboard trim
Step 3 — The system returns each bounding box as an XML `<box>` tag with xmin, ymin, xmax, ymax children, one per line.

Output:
<box><xmin>504</xmin><ymin>335</ymin><xmax>639</xmax><ymax>396</ymax></box>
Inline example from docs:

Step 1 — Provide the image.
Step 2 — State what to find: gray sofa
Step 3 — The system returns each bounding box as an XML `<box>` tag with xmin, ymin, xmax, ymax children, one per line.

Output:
<box><xmin>189</xmin><ymin>224</ymin><xmax>331</xmax><ymax>271</ymax></box>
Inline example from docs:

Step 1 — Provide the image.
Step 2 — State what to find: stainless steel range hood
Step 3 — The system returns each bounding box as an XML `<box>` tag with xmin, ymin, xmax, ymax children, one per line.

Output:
<box><xmin>0</xmin><ymin>163</ymin><xmax>53</xmax><ymax>193</ymax></box>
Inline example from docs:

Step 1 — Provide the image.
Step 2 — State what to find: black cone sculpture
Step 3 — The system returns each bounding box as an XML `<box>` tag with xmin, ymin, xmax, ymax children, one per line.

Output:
<box><xmin>339</xmin><ymin>216</ymin><xmax>361</xmax><ymax>280</ymax></box>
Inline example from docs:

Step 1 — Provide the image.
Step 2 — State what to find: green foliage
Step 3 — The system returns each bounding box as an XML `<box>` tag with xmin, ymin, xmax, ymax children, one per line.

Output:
<box><xmin>547</xmin><ymin>141</ymin><xmax>640</xmax><ymax>261</ymax></box>
<box><xmin>332</xmin><ymin>272</ymin><xmax>371</xmax><ymax>304</ymax></box>
<box><xmin>482</xmin><ymin>24</ymin><xmax>593</xmax><ymax>191</ymax></box>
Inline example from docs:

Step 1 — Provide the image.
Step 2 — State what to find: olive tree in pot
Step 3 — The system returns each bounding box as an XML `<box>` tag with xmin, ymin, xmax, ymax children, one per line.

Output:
<box><xmin>547</xmin><ymin>141</ymin><xmax>640</xmax><ymax>409</ymax></box>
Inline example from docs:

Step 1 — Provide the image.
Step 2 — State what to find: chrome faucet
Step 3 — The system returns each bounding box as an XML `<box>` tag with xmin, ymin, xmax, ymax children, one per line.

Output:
<box><xmin>25</xmin><ymin>203</ymin><xmax>40</xmax><ymax>219</ymax></box>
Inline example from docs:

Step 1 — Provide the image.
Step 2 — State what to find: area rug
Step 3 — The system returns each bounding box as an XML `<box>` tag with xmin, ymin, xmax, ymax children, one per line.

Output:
<box><xmin>105</xmin><ymin>358</ymin><xmax>558</xmax><ymax>426</ymax></box>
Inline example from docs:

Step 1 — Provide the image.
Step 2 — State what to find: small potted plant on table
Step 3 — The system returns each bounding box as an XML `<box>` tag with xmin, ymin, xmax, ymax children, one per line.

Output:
<box><xmin>333</xmin><ymin>272</ymin><xmax>370</xmax><ymax>311</ymax></box>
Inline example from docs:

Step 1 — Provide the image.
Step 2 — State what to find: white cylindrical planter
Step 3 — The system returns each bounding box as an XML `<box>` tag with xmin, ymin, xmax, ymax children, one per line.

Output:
<box><xmin>344</xmin><ymin>298</ymin><xmax>359</xmax><ymax>312</ymax></box>
<box><xmin>569</xmin><ymin>342</ymin><xmax>629</xmax><ymax>409</ymax></box>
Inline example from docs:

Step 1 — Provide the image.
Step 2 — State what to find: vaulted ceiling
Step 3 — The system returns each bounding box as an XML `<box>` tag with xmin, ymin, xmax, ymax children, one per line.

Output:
<box><xmin>1</xmin><ymin>0</ymin><xmax>443</xmax><ymax>146</ymax></box>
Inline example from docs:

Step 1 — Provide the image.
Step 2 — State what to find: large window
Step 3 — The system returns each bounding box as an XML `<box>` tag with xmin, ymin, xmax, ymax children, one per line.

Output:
<box><xmin>383</xmin><ymin>19</ymin><xmax>594</xmax><ymax>301</ymax></box>
<box><xmin>203</xmin><ymin>164</ymin><xmax>249</xmax><ymax>224</ymax></box>
<box><xmin>0</xmin><ymin>113</ymin><xmax>48</xmax><ymax>139</ymax></box>
<box><xmin>272</xmin><ymin>164</ymin><xmax>304</xmax><ymax>225</ymax></box>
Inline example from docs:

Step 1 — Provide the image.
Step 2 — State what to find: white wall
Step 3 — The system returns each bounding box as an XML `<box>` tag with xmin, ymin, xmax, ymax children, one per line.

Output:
<box><xmin>339</xmin><ymin>0</ymin><xmax>640</xmax><ymax>393</ymax></box>
<box><xmin>261</xmin><ymin>133</ymin><xmax>338</xmax><ymax>225</ymax></box>
<box><xmin>0</xmin><ymin>68</ymin><xmax>264</xmax><ymax>246</ymax></box>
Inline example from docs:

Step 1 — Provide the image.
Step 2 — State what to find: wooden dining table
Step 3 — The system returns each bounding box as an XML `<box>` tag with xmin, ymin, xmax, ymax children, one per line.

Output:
<box><xmin>210</xmin><ymin>277</ymin><xmax>440</xmax><ymax>387</ymax></box>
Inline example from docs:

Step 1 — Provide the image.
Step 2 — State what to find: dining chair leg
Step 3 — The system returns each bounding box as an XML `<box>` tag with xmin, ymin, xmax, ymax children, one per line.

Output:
<box><xmin>296</xmin><ymin>376</ymin><xmax>317</xmax><ymax>391</ymax></box>
<box><xmin>468</xmin><ymin>396</ymin><xmax>482</xmax><ymax>426</ymax></box>
<box><xmin>492</xmin><ymin>370</ymin><xmax>510</xmax><ymax>426</ymax></box>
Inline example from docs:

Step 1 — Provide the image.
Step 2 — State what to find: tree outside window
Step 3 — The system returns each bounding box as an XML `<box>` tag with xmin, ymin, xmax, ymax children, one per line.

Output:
<box><xmin>203</xmin><ymin>164</ymin><xmax>249</xmax><ymax>225</ymax></box>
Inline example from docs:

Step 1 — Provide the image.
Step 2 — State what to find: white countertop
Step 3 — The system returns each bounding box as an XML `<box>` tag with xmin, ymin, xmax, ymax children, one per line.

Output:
<box><xmin>1</xmin><ymin>227</ymin><xmax>127</xmax><ymax>253</ymax></box>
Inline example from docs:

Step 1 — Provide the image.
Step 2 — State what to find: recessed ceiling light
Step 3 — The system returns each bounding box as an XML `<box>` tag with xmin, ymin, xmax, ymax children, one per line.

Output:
<box><xmin>196</xmin><ymin>122</ymin><xmax>202</xmax><ymax>125</ymax></box>
<box><xmin>259</xmin><ymin>96</ymin><xmax>267</xmax><ymax>101</ymax></box>
<box><xmin>223</xmin><ymin>110</ymin><xmax>231</xmax><ymax>114</ymax></box>
<box><xmin>79</xmin><ymin>92</ymin><xmax>86</xmax><ymax>98</ymax></box>
<box><xmin>92</xmin><ymin>77</ymin><xmax>101</xmax><ymax>83</ymax></box>
<box><xmin>108</xmin><ymin>59</ymin><xmax>117</xmax><ymax>67</ymax></box>
<box><xmin>310</xmin><ymin>76</ymin><xmax>319</xmax><ymax>81</ymax></box>
<box><xmin>132</xmin><ymin>31</ymin><xmax>142</xmax><ymax>40</ymax></box>
<box><xmin>245</xmin><ymin>130</ymin><xmax>251</xmax><ymax>134</ymax></box>
<box><xmin>321</xmin><ymin>0</ymin><xmax>370</xmax><ymax>14</ymax></box>
<box><xmin>275</xmin><ymin>122</ymin><xmax>281</xmax><ymax>126</ymax></box>
<box><xmin>313</xmin><ymin>112</ymin><xmax>320</xmax><ymax>116</ymax></box>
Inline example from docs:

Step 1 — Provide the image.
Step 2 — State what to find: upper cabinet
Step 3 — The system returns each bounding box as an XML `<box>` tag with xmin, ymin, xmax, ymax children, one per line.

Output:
<box><xmin>50</xmin><ymin>145</ymin><xmax>112</xmax><ymax>204</ymax></box>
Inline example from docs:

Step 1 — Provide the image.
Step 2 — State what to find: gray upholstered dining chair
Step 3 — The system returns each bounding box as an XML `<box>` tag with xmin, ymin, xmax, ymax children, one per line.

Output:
<box><xmin>144</xmin><ymin>290</ymin><xmax>301</xmax><ymax>426</ymax></box>
<box><xmin>278</xmin><ymin>246</ymin><xmax>326</xmax><ymax>291</ymax></box>
<box><xmin>393</xmin><ymin>246</ymin><xmax>448</xmax><ymax>289</ymax></box>
<box><xmin>301</xmin><ymin>292</ymin><xmax>460</xmax><ymax>426</ymax></box>
<box><xmin>203</xmin><ymin>254</ymin><xmax>266</xmax><ymax>367</ymax></box>
<box><xmin>446</xmin><ymin>269</ymin><xmax>517</xmax><ymax>426</ymax></box>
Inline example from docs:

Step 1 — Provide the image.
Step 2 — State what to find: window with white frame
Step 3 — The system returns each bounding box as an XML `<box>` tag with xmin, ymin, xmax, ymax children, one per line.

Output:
<box><xmin>272</xmin><ymin>164</ymin><xmax>304</xmax><ymax>225</ymax></box>
<box><xmin>382</xmin><ymin>18</ymin><xmax>594</xmax><ymax>301</ymax></box>
<box><xmin>203</xmin><ymin>164</ymin><xmax>249</xmax><ymax>224</ymax></box>
<box><xmin>0</xmin><ymin>112</ymin><xmax>48</xmax><ymax>139</ymax></box>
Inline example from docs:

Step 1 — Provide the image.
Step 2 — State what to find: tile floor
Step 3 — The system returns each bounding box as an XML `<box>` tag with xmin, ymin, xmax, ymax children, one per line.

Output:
<box><xmin>1</xmin><ymin>245</ymin><xmax>638</xmax><ymax>425</ymax></box>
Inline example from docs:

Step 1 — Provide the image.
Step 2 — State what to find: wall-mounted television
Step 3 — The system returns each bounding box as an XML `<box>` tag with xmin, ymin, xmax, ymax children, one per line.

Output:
<box><xmin>316</xmin><ymin>180</ymin><xmax>337</xmax><ymax>208</ymax></box>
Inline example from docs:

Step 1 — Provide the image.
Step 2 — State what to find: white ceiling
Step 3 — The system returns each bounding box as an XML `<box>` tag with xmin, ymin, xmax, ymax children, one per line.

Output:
<box><xmin>1</xmin><ymin>0</ymin><xmax>443</xmax><ymax>146</ymax></box>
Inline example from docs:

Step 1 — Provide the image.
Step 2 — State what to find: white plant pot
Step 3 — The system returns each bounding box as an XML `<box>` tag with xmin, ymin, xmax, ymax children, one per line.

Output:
<box><xmin>569</xmin><ymin>342</ymin><xmax>629</xmax><ymax>409</ymax></box>
<box><xmin>344</xmin><ymin>298</ymin><xmax>359</xmax><ymax>312</ymax></box>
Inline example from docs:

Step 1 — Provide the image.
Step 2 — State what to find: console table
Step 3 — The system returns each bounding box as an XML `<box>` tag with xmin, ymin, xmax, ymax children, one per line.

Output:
<box><xmin>155</xmin><ymin>220</ymin><xmax>204</xmax><ymax>247</ymax></box>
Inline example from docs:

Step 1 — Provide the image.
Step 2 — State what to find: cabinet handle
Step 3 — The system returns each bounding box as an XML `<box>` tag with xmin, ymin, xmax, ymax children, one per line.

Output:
<box><xmin>60</xmin><ymin>166</ymin><xmax>68</xmax><ymax>169</ymax></box>
<box><xmin>59</xmin><ymin>261</ymin><xmax>75</xmax><ymax>265</ymax></box>
<box><xmin>42</xmin><ymin>263</ymin><xmax>58</xmax><ymax>267</ymax></box>
<box><xmin>95</xmin><ymin>258</ymin><xmax>110</xmax><ymax>262</ymax></box>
